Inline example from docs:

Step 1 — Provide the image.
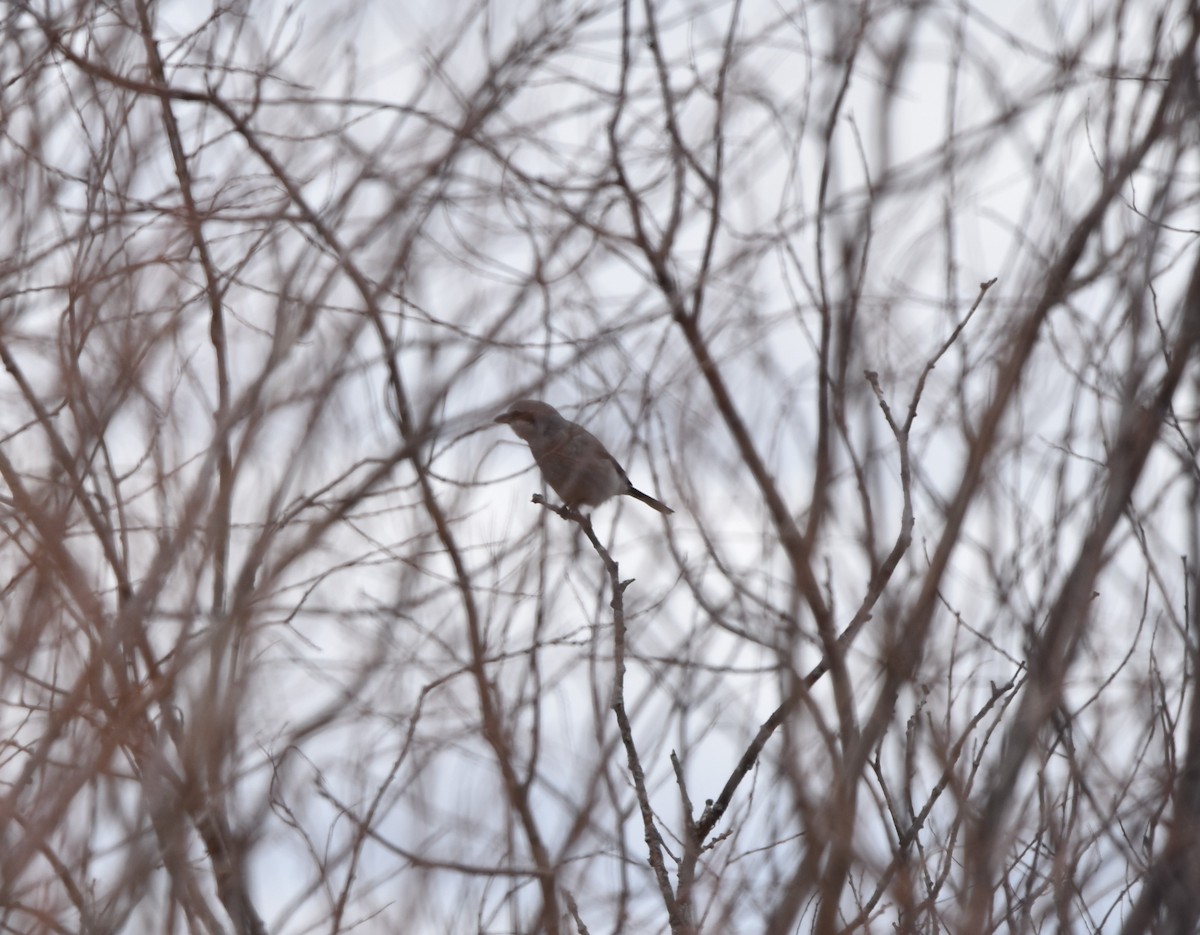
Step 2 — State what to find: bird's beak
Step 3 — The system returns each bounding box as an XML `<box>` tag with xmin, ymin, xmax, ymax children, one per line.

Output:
<box><xmin>494</xmin><ymin>411</ymin><xmax>515</xmax><ymax>425</ymax></box>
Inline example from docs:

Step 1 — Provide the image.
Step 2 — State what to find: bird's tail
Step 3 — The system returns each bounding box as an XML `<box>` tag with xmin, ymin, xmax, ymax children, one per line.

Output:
<box><xmin>627</xmin><ymin>486</ymin><xmax>674</xmax><ymax>515</ymax></box>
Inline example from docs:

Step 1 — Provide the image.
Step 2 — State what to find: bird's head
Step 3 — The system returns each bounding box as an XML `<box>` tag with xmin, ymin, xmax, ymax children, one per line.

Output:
<box><xmin>494</xmin><ymin>399</ymin><xmax>562</xmax><ymax>439</ymax></box>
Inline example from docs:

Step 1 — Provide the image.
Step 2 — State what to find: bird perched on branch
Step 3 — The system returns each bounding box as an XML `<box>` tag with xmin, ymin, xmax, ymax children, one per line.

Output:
<box><xmin>495</xmin><ymin>399</ymin><xmax>673</xmax><ymax>515</ymax></box>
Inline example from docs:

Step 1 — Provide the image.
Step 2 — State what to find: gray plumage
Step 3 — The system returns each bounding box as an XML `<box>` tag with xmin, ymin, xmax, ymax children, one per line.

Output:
<box><xmin>495</xmin><ymin>400</ymin><xmax>673</xmax><ymax>514</ymax></box>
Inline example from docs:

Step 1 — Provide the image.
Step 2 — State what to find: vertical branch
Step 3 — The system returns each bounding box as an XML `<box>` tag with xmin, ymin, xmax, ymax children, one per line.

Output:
<box><xmin>562</xmin><ymin>503</ymin><xmax>689</xmax><ymax>935</ymax></box>
<box><xmin>131</xmin><ymin>0</ymin><xmax>233</xmax><ymax>616</ymax></box>
<box><xmin>1119</xmin><ymin>495</ymin><xmax>1200</xmax><ymax>934</ymax></box>
<box><xmin>1002</xmin><ymin>243</ymin><xmax>1200</xmax><ymax>934</ymax></box>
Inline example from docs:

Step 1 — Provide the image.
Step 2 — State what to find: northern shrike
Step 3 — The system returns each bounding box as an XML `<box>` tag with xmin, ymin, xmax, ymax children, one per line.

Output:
<box><xmin>495</xmin><ymin>400</ymin><xmax>673</xmax><ymax>515</ymax></box>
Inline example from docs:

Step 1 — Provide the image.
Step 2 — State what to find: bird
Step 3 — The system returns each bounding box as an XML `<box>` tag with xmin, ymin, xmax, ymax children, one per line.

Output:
<box><xmin>494</xmin><ymin>399</ymin><xmax>673</xmax><ymax>515</ymax></box>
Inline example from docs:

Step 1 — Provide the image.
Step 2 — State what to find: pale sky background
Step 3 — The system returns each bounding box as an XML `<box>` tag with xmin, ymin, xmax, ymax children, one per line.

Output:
<box><xmin>4</xmin><ymin>0</ymin><xmax>1197</xmax><ymax>931</ymax></box>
